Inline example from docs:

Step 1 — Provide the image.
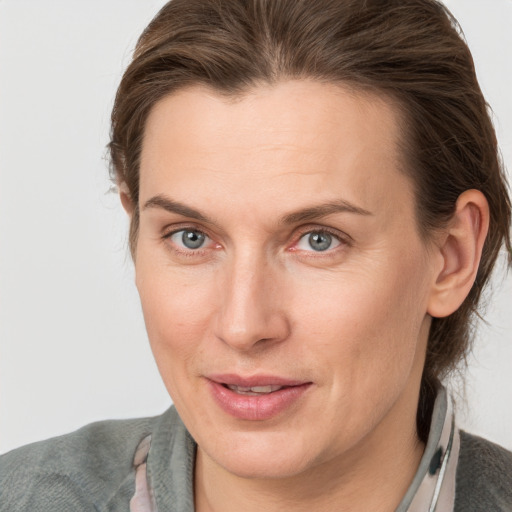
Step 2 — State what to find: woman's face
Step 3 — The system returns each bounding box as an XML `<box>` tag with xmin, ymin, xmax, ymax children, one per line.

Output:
<box><xmin>135</xmin><ymin>81</ymin><xmax>439</xmax><ymax>479</ymax></box>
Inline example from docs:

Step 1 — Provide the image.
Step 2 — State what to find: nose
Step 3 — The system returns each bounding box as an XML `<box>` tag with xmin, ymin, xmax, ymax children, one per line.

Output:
<box><xmin>214</xmin><ymin>252</ymin><xmax>290</xmax><ymax>352</ymax></box>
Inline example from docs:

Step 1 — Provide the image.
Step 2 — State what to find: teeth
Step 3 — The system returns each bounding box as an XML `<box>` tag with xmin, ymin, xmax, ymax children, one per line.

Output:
<box><xmin>227</xmin><ymin>384</ymin><xmax>284</xmax><ymax>395</ymax></box>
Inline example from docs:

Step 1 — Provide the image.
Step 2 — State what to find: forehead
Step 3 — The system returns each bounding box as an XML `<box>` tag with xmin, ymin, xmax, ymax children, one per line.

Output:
<box><xmin>141</xmin><ymin>80</ymin><xmax>402</xmax><ymax>162</ymax></box>
<box><xmin>139</xmin><ymin>80</ymin><xmax>413</xmax><ymax>222</ymax></box>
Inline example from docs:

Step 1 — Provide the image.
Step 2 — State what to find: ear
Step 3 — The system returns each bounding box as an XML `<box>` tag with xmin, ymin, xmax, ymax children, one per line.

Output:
<box><xmin>427</xmin><ymin>189</ymin><xmax>490</xmax><ymax>318</ymax></box>
<box><xmin>118</xmin><ymin>181</ymin><xmax>135</xmax><ymax>216</ymax></box>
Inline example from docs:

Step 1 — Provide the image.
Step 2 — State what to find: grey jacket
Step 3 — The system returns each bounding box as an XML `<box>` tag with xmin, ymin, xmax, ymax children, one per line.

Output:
<box><xmin>1</xmin><ymin>401</ymin><xmax>511</xmax><ymax>511</ymax></box>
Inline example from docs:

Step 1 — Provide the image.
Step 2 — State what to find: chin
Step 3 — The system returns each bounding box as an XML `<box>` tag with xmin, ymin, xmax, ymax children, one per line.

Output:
<box><xmin>204</xmin><ymin>429</ymin><xmax>318</xmax><ymax>480</ymax></box>
<box><xmin>218</xmin><ymin>454</ymin><xmax>311</xmax><ymax>480</ymax></box>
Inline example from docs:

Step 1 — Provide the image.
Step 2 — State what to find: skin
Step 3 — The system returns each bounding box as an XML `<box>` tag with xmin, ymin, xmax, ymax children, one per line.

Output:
<box><xmin>126</xmin><ymin>80</ymin><xmax>489</xmax><ymax>512</ymax></box>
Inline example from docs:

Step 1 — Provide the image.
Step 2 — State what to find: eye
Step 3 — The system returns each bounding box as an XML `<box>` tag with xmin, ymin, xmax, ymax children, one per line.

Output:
<box><xmin>296</xmin><ymin>231</ymin><xmax>342</xmax><ymax>252</ymax></box>
<box><xmin>169</xmin><ymin>229</ymin><xmax>209</xmax><ymax>250</ymax></box>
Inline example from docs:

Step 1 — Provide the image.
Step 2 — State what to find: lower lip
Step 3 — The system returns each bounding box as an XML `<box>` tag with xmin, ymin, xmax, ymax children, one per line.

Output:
<box><xmin>207</xmin><ymin>380</ymin><xmax>312</xmax><ymax>421</ymax></box>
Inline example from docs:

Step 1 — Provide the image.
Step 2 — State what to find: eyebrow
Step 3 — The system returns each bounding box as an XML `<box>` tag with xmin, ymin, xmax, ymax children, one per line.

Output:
<box><xmin>142</xmin><ymin>194</ymin><xmax>372</xmax><ymax>225</ymax></box>
<box><xmin>143</xmin><ymin>195</ymin><xmax>209</xmax><ymax>222</ymax></box>
<box><xmin>281</xmin><ymin>200</ymin><xmax>372</xmax><ymax>224</ymax></box>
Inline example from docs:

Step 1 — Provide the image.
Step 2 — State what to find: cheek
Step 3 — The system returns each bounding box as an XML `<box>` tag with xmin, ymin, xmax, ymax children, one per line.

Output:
<box><xmin>292</xmin><ymin>254</ymin><xmax>430</xmax><ymax>383</ymax></box>
<box><xmin>135</xmin><ymin>260</ymin><xmax>216</xmax><ymax>381</ymax></box>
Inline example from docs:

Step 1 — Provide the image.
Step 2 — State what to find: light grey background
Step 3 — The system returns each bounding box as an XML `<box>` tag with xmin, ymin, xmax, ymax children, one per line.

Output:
<box><xmin>1</xmin><ymin>0</ymin><xmax>511</xmax><ymax>455</ymax></box>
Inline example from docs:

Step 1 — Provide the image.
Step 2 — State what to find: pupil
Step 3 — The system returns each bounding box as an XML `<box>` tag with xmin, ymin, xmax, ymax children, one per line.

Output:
<box><xmin>182</xmin><ymin>230</ymin><xmax>205</xmax><ymax>249</ymax></box>
<box><xmin>309</xmin><ymin>232</ymin><xmax>331</xmax><ymax>251</ymax></box>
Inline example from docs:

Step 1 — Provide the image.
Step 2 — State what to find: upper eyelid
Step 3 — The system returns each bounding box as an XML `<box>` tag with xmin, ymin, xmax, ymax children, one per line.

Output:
<box><xmin>293</xmin><ymin>225</ymin><xmax>352</xmax><ymax>243</ymax></box>
<box><xmin>164</xmin><ymin>226</ymin><xmax>213</xmax><ymax>245</ymax></box>
<box><xmin>162</xmin><ymin>223</ymin><xmax>210</xmax><ymax>238</ymax></box>
<box><xmin>161</xmin><ymin>223</ymin><xmax>351</xmax><ymax>249</ymax></box>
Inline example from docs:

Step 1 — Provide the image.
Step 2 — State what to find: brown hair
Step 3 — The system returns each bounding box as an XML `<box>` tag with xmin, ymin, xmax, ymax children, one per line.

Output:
<box><xmin>109</xmin><ymin>0</ymin><xmax>511</xmax><ymax>438</ymax></box>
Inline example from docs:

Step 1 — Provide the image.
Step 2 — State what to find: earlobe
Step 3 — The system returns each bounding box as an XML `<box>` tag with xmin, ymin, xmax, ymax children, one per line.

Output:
<box><xmin>119</xmin><ymin>181</ymin><xmax>134</xmax><ymax>216</ymax></box>
<box><xmin>427</xmin><ymin>189</ymin><xmax>489</xmax><ymax>318</ymax></box>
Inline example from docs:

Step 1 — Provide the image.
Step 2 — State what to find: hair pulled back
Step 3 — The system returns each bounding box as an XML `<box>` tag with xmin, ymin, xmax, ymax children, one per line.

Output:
<box><xmin>109</xmin><ymin>0</ymin><xmax>511</xmax><ymax>439</ymax></box>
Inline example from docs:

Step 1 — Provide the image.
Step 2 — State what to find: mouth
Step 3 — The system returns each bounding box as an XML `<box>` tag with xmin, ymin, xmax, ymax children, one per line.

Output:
<box><xmin>206</xmin><ymin>374</ymin><xmax>313</xmax><ymax>421</ymax></box>
<box><xmin>223</xmin><ymin>384</ymin><xmax>287</xmax><ymax>396</ymax></box>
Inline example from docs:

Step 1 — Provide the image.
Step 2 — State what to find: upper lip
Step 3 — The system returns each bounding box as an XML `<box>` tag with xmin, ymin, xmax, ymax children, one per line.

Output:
<box><xmin>207</xmin><ymin>374</ymin><xmax>310</xmax><ymax>387</ymax></box>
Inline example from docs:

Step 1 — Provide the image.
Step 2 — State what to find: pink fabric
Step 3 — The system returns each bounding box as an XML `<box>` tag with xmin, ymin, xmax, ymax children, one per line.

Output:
<box><xmin>130</xmin><ymin>435</ymin><xmax>158</xmax><ymax>512</ymax></box>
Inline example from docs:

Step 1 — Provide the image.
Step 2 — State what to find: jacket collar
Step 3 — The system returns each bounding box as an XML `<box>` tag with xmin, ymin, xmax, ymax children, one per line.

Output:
<box><xmin>143</xmin><ymin>386</ymin><xmax>458</xmax><ymax>512</ymax></box>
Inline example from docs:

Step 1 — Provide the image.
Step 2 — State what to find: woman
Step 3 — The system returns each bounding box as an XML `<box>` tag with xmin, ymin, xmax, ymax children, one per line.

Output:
<box><xmin>1</xmin><ymin>0</ymin><xmax>511</xmax><ymax>510</ymax></box>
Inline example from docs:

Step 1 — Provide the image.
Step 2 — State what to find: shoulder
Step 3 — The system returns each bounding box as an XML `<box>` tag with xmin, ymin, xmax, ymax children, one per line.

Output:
<box><xmin>455</xmin><ymin>431</ymin><xmax>512</xmax><ymax>511</ymax></box>
<box><xmin>0</xmin><ymin>412</ymin><xmax>168</xmax><ymax>511</ymax></box>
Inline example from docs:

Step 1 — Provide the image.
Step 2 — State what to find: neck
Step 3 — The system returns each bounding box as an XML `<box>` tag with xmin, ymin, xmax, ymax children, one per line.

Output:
<box><xmin>194</xmin><ymin>393</ymin><xmax>425</xmax><ymax>512</ymax></box>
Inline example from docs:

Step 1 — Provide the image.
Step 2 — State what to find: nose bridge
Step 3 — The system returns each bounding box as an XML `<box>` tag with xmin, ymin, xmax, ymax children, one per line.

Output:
<box><xmin>215</xmin><ymin>248</ymin><xmax>288</xmax><ymax>350</ymax></box>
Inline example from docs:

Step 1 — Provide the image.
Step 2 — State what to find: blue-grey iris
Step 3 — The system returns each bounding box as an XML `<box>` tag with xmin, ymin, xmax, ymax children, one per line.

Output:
<box><xmin>309</xmin><ymin>232</ymin><xmax>332</xmax><ymax>251</ymax></box>
<box><xmin>182</xmin><ymin>230</ymin><xmax>205</xmax><ymax>249</ymax></box>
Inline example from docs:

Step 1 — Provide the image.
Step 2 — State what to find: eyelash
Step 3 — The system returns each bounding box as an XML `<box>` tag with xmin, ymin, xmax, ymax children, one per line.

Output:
<box><xmin>162</xmin><ymin>226</ymin><xmax>216</xmax><ymax>257</ymax></box>
<box><xmin>161</xmin><ymin>224</ymin><xmax>351</xmax><ymax>258</ymax></box>
<box><xmin>291</xmin><ymin>226</ymin><xmax>351</xmax><ymax>255</ymax></box>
